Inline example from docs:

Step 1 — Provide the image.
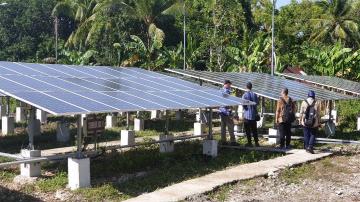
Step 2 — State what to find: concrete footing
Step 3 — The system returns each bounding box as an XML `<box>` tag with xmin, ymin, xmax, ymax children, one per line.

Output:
<box><xmin>68</xmin><ymin>157</ymin><xmax>91</xmax><ymax>190</ymax></box>
<box><xmin>203</xmin><ymin>140</ymin><xmax>218</xmax><ymax>157</ymax></box>
<box><xmin>234</xmin><ymin>124</ymin><xmax>241</xmax><ymax>133</ymax></box>
<box><xmin>16</xmin><ymin>107</ymin><xmax>26</xmax><ymax>123</ymax></box>
<box><xmin>20</xmin><ymin>149</ymin><xmax>41</xmax><ymax>177</ymax></box>
<box><xmin>150</xmin><ymin>110</ymin><xmax>161</xmax><ymax>119</ymax></box>
<box><xmin>268</xmin><ymin>128</ymin><xmax>279</xmax><ymax>145</ymax></box>
<box><xmin>36</xmin><ymin>109</ymin><xmax>47</xmax><ymax>124</ymax></box>
<box><xmin>159</xmin><ymin>134</ymin><xmax>174</xmax><ymax>153</ymax></box>
<box><xmin>134</xmin><ymin>118</ymin><xmax>144</xmax><ymax>131</ymax></box>
<box><xmin>56</xmin><ymin>121</ymin><xmax>70</xmax><ymax>142</ymax></box>
<box><xmin>105</xmin><ymin>115</ymin><xmax>118</xmax><ymax>129</ymax></box>
<box><xmin>194</xmin><ymin>122</ymin><xmax>205</xmax><ymax>136</ymax></box>
<box><xmin>27</xmin><ymin>119</ymin><xmax>41</xmax><ymax>137</ymax></box>
<box><xmin>2</xmin><ymin>116</ymin><xmax>14</xmax><ymax>135</ymax></box>
<box><xmin>121</xmin><ymin>130</ymin><xmax>135</xmax><ymax>146</ymax></box>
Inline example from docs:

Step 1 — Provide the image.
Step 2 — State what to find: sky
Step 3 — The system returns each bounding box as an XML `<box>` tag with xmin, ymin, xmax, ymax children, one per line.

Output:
<box><xmin>276</xmin><ymin>0</ymin><xmax>295</xmax><ymax>9</ymax></box>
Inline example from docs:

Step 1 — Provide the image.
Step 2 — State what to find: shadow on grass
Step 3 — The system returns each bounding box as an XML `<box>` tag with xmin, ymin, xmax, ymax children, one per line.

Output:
<box><xmin>0</xmin><ymin>185</ymin><xmax>41</xmax><ymax>202</ymax></box>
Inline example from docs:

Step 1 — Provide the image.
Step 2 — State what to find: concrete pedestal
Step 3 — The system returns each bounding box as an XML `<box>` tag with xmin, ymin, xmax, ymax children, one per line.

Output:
<box><xmin>194</xmin><ymin>122</ymin><xmax>205</xmax><ymax>136</ymax></box>
<box><xmin>105</xmin><ymin>115</ymin><xmax>118</xmax><ymax>129</ymax></box>
<box><xmin>81</xmin><ymin>114</ymin><xmax>87</xmax><ymax>126</ymax></box>
<box><xmin>268</xmin><ymin>128</ymin><xmax>279</xmax><ymax>145</ymax></box>
<box><xmin>27</xmin><ymin>119</ymin><xmax>41</xmax><ymax>137</ymax></box>
<box><xmin>234</xmin><ymin>124</ymin><xmax>241</xmax><ymax>133</ymax></box>
<box><xmin>0</xmin><ymin>105</ymin><xmax>6</xmax><ymax>119</ymax></box>
<box><xmin>36</xmin><ymin>109</ymin><xmax>47</xmax><ymax>124</ymax></box>
<box><xmin>121</xmin><ymin>130</ymin><xmax>135</xmax><ymax>146</ymax></box>
<box><xmin>56</xmin><ymin>121</ymin><xmax>70</xmax><ymax>142</ymax></box>
<box><xmin>203</xmin><ymin>140</ymin><xmax>218</xmax><ymax>157</ymax></box>
<box><xmin>16</xmin><ymin>107</ymin><xmax>26</xmax><ymax>123</ymax></box>
<box><xmin>68</xmin><ymin>157</ymin><xmax>91</xmax><ymax>190</ymax></box>
<box><xmin>2</xmin><ymin>116</ymin><xmax>14</xmax><ymax>135</ymax></box>
<box><xmin>150</xmin><ymin>110</ymin><xmax>161</xmax><ymax>119</ymax></box>
<box><xmin>20</xmin><ymin>149</ymin><xmax>41</xmax><ymax>177</ymax></box>
<box><xmin>159</xmin><ymin>134</ymin><xmax>174</xmax><ymax>153</ymax></box>
<box><xmin>175</xmin><ymin>110</ymin><xmax>183</xmax><ymax>121</ymax></box>
<box><xmin>134</xmin><ymin>118</ymin><xmax>144</xmax><ymax>131</ymax></box>
<box><xmin>237</xmin><ymin>105</ymin><xmax>244</xmax><ymax>119</ymax></box>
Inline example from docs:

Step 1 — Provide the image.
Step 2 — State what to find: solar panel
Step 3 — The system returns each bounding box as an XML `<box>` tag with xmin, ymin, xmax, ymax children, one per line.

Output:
<box><xmin>165</xmin><ymin>69</ymin><xmax>357</xmax><ymax>101</ymax></box>
<box><xmin>277</xmin><ymin>73</ymin><xmax>360</xmax><ymax>96</ymax></box>
<box><xmin>0</xmin><ymin>61</ymin><xmax>254</xmax><ymax>115</ymax></box>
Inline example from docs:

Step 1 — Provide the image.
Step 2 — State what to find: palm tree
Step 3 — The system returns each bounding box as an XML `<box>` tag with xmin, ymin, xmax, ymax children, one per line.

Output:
<box><xmin>95</xmin><ymin>0</ymin><xmax>180</xmax><ymax>50</ymax></box>
<box><xmin>310</xmin><ymin>0</ymin><xmax>360</xmax><ymax>47</ymax></box>
<box><xmin>52</xmin><ymin>0</ymin><xmax>97</xmax><ymax>50</ymax></box>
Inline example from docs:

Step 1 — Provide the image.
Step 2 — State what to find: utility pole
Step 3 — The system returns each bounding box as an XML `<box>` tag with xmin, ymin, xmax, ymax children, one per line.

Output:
<box><xmin>271</xmin><ymin>0</ymin><xmax>276</xmax><ymax>76</ymax></box>
<box><xmin>183</xmin><ymin>0</ymin><xmax>186</xmax><ymax>70</ymax></box>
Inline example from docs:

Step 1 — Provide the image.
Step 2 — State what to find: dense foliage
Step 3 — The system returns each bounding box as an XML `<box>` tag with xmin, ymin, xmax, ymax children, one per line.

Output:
<box><xmin>0</xmin><ymin>0</ymin><xmax>359</xmax><ymax>81</ymax></box>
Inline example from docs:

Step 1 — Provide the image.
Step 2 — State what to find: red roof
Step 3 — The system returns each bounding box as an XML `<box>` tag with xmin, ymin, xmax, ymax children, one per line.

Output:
<box><xmin>283</xmin><ymin>66</ymin><xmax>307</xmax><ymax>75</ymax></box>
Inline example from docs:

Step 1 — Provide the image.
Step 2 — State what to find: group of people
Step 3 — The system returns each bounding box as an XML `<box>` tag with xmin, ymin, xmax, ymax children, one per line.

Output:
<box><xmin>219</xmin><ymin>80</ymin><xmax>321</xmax><ymax>154</ymax></box>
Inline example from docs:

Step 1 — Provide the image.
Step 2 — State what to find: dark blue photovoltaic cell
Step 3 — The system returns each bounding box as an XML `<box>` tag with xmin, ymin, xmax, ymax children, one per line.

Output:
<box><xmin>0</xmin><ymin>61</ymin><xmax>255</xmax><ymax>115</ymax></box>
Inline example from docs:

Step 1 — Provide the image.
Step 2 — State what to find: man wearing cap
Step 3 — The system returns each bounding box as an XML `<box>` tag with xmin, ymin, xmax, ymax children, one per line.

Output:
<box><xmin>219</xmin><ymin>80</ymin><xmax>238</xmax><ymax>146</ymax></box>
<box><xmin>300</xmin><ymin>90</ymin><xmax>321</xmax><ymax>154</ymax></box>
<box><xmin>242</xmin><ymin>82</ymin><xmax>260</xmax><ymax>147</ymax></box>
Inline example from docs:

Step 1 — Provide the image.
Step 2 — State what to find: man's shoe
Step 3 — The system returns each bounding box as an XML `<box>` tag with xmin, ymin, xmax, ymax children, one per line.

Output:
<box><xmin>307</xmin><ymin>148</ymin><xmax>315</xmax><ymax>154</ymax></box>
<box><xmin>285</xmin><ymin>145</ymin><xmax>292</xmax><ymax>150</ymax></box>
<box><xmin>230</xmin><ymin>142</ymin><xmax>240</xmax><ymax>146</ymax></box>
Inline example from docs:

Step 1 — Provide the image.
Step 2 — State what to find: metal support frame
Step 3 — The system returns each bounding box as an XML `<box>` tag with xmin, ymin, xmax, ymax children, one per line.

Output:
<box><xmin>76</xmin><ymin>114</ymin><xmax>83</xmax><ymax>158</ymax></box>
<box><xmin>6</xmin><ymin>96</ymin><xmax>10</xmax><ymax>116</ymax></box>
<box><xmin>164</xmin><ymin>110</ymin><xmax>170</xmax><ymax>136</ymax></box>
<box><xmin>126</xmin><ymin>112</ymin><xmax>130</xmax><ymax>130</ymax></box>
<box><xmin>208</xmin><ymin>108</ymin><xmax>213</xmax><ymax>139</ymax></box>
<box><xmin>328</xmin><ymin>100</ymin><xmax>333</xmax><ymax>122</ymax></box>
<box><xmin>28</xmin><ymin>107</ymin><xmax>36</xmax><ymax>150</ymax></box>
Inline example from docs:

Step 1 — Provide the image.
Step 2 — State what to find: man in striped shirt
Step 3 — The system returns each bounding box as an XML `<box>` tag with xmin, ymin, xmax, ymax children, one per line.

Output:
<box><xmin>242</xmin><ymin>82</ymin><xmax>259</xmax><ymax>147</ymax></box>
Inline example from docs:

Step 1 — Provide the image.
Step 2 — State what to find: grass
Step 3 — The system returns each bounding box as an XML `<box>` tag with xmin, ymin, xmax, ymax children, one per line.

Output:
<box><xmin>13</xmin><ymin>140</ymin><xmax>281</xmax><ymax>201</ymax></box>
<box><xmin>207</xmin><ymin>183</ymin><xmax>235</xmax><ymax>202</ymax></box>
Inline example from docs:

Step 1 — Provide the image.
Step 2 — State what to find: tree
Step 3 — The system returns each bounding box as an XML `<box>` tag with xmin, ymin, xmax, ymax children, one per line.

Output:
<box><xmin>310</xmin><ymin>0</ymin><xmax>360</xmax><ymax>48</ymax></box>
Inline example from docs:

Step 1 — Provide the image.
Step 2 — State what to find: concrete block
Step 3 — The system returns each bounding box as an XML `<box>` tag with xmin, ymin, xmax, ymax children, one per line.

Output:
<box><xmin>68</xmin><ymin>157</ymin><xmax>91</xmax><ymax>190</ymax></box>
<box><xmin>150</xmin><ymin>110</ymin><xmax>161</xmax><ymax>119</ymax></box>
<box><xmin>134</xmin><ymin>118</ymin><xmax>144</xmax><ymax>131</ymax></box>
<box><xmin>81</xmin><ymin>114</ymin><xmax>87</xmax><ymax>126</ymax></box>
<box><xmin>175</xmin><ymin>110</ymin><xmax>183</xmax><ymax>121</ymax></box>
<box><xmin>20</xmin><ymin>149</ymin><xmax>41</xmax><ymax>177</ymax></box>
<box><xmin>56</xmin><ymin>121</ymin><xmax>70</xmax><ymax>142</ymax></box>
<box><xmin>0</xmin><ymin>105</ymin><xmax>6</xmax><ymax>119</ymax></box>
<box><xmin>2</xmin><ymin>116</ymin><xmax>14</xmax><ymax>135</ymax></box>
<box><xmin>194</xmin><ymin>122</ymin><xmax>205</xmax><ymax>136</ymax></box>
<box><xmin>234</xmin><ymin>124</ymin><xmax>241</xmax><ymax>133</ymax></box>
<box><xmin>237</xmin><ymin>105</ymin><xmax>244</xmax><ymax>119</ymax></box>
<box><xmin>121</xmin><ymin>130</ymin><xmax>135</xmax><ymax>146</ymax></box>
<box><xmin>16</xmin><ymin>107</ymin><xmax>26</xmax><ymax>122</ymax></box>
<box><xmin>159</xmin><ymin>134</ymin><xmax>174</xmax><ymax>153</ymax></box>
<box><xmin>27</xmin><ymin>119</ymin><xmax>41</xmax><ymax>137</ymax></box>
<box><xmin>203</xmin><ymin>140</ymin><xmax>218</xmax><ymax>157</ymax></box>
<box><xmin>36</xmin><ymin>109</ymin><xmax>47</xmax><ymax>124</ymax></box>
<box><xmin>268</xmin><ymin>128</ymin><xmax>279</xmax><ymax>145</ymax></box>
<box><xmin>105</xmin><ymin>115</ymin><xmax>118</xmax><ymax>129</ymax></box>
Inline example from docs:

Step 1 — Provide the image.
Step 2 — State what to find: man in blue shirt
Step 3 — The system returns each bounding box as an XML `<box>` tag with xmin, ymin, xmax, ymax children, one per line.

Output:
<box><xmin>219</xmin><ymin>80</ymin><xmax>238</xmax><ymax>146</ymax></box>
<box><xmin>242</xmin><ymin>82</ymin><xmax>259</xmax><ymax>147</ymax></box>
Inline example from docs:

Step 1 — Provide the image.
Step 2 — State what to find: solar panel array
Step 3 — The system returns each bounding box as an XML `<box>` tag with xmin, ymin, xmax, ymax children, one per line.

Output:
<box><xmin>0</xmin><ymin>61</ymin><xmax>253</xmax><ymax>115</ymax></box>
<box><xmin>165</xmin><ymin>69</ymin><xmax>356</xmax><ymax>101</ymax></box>
<box><xmin>278</xmin><ymin>73</ymin><xmax>360</xmax><ymax>96</ymax></box>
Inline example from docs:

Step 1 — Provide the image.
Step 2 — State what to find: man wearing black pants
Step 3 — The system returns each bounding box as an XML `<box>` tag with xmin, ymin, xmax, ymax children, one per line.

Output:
<box><xmin>276</xmin><ymin>88</ymin><xmax>296</xmax><ymax>149</ymax></box>
<box><xmin>242</xmin><ymin>82</ymin><xmax>259</xmax><ymax>147</ymax></box>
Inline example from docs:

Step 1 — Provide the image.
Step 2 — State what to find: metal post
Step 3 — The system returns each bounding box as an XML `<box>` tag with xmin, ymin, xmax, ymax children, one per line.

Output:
<box><xmin>6</xmin><ymin>96</ymin><xmax>10</xmax><ymax>116</ymax></box>
<box><xmin>165</xmin><ymin>110</ymin><xmax>169</xmax><ymax>136</ymax></box>
<box><xmin>76</xmin><ymin>114</ymin><xmax>83</xmax><ymax>158</ymax></box>
<box><xmin>183</xmin><ymin>0</ymin><xmax>186</xmax><ymax>70</ymax></box>
<box><xmin>28</xmin><ymin>107</ymin><xmax>36</xmax><ymax>150</ymax></box>
<box><xmin>126</xmin><ymin>112</ymin><xmax>130</xmax><ymax>130</ymax></box>
<box><xmin>328</xmin><ymin>100</ymin><xmax>333</xmax><ymax>122</ymax></box>
<box><xmin>271</xmin><ymin>0</ymin><xmax>276</xmax><ymax>76</ymax></box>
<box><xmin>208</xmin><ymin>108</ymin><xmax>213</xmax><ymax>139</ymax></box>
<box><xmin>199</xmin><ymin>79</ymin><xmax>203</xmax><ymax>86</ymax></box>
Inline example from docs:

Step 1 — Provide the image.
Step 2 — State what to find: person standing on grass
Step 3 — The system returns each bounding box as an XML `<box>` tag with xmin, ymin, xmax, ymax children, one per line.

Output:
<box><xmin>219</xmin><ymin>80</ymin><xmax>239</xmax><ymax>146</ymax></box>
<box><xmin>242</xmin><ymin>82</ymin><xmax>259</xmax><ymax>147</ymax></box>
<box><xmin>300</xmin><ymin>90</ymin><xmax>321</xmax><ymax>154</ymax></box>
<box><xmin>275</xmin><ymin>88</ymin><xmax>296</xmax><ymax>149</ymax></box>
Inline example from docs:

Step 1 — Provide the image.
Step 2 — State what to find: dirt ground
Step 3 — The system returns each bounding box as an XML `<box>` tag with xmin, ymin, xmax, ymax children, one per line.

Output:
<box><xmin>188</xmin><ymin>145</ymin><xmax>360</xmax><ymax>202</ymax></box>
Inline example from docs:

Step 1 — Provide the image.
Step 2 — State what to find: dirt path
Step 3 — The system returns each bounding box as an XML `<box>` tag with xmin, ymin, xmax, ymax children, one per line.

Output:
<box><xmin>189</xmin><ymin>146</ymin><xmax>360</xmax><ymax>202</ymax></box>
